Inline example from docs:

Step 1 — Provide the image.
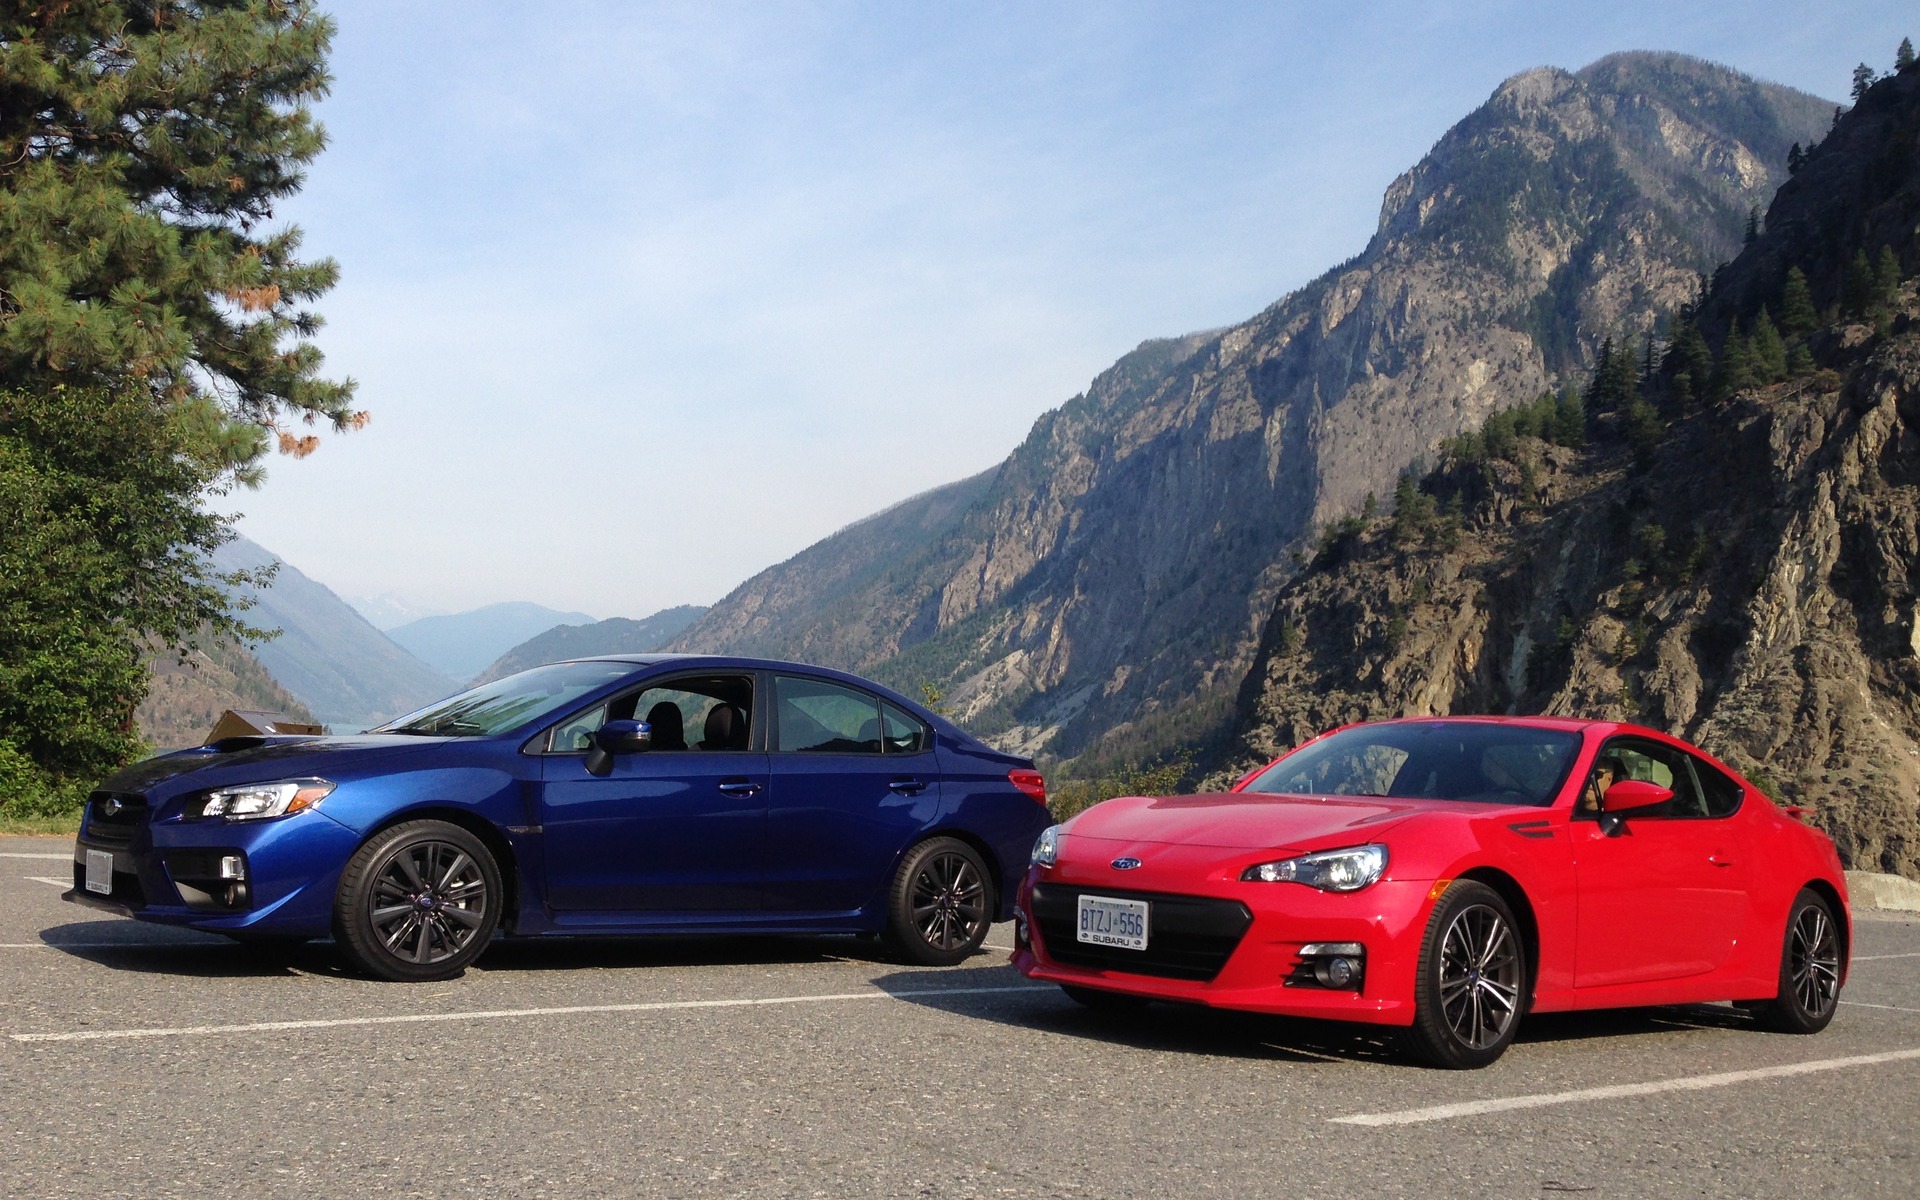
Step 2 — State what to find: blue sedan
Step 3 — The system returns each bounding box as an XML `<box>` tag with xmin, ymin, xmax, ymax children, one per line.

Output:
<box><xmin>66</xmin><ymin>655</ymin><xmax>1053</xmax><ymax>981</ymax></box>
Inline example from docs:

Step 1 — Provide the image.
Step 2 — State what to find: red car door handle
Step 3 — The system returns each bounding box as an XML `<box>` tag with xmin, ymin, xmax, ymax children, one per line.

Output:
<box><xmin>1708</xmin><ymin>853</ymin><xmax>1735</xmax><ymax>867</ymax></box>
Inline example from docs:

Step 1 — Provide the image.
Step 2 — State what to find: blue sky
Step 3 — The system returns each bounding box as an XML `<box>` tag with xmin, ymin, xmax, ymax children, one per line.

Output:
<box><xmin>238</xmin><ymin>1</ymin><xmax>1912</xmax><ymax>621</ymax></box>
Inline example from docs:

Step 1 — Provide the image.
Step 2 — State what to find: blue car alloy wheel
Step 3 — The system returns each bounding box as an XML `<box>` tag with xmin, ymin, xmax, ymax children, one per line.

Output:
<box><xmin>65</xmin><ymin>654</ymin><xmax>1053</xmax><ymax>982</ymax></box>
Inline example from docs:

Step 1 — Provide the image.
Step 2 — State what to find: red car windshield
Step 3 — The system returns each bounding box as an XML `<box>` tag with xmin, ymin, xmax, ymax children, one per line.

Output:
<box><xmin>1243</xmin><ymin>722</ymin><xmax>1581</xmax><ymax>807</ymax></box>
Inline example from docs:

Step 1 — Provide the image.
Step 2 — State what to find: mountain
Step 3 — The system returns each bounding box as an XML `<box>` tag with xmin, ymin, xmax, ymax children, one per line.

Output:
<box><xmin>1223</xmin><ymin>57</ymin><xmax>1920</xmax><ymax>879</ymax></box>
<box><xmin>136</xmin><ymin>635</ymin><xmax>320</xmax><ymax>750</ymax></box>
<box><xmin>386</xmin><ymin>602</ymin><xmax>596</xmax><ymax>681</ymax></box>
<box><xmin>669</xmin><ymin>52</ymin><xmax>1832</xmax><ymax>768</ymax></box>
<box><xmin>474</xmin><ymin>605</ymin><xmax>710</xmax><ymax>684</ymax></box>
<box><xmin>343</xmin><ymin>592</ymin><xmax>445</xmax><ymax>631</ymax></box>
<box><xmin>213</xmin><ymin>536</ymin><xmax>458</xmax><ymax>728</ymax></box>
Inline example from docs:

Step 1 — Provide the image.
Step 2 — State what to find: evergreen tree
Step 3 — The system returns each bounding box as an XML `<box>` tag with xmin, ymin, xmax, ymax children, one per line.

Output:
<box><xmin>0</xmin><ymin>0</ymin><xmax>357</xmax><ymax>481</ymax></box>
<box><xmin>1787</xmin><ymin>142</ymin><xmax>1805</xmax><ymax>175</ymax></box>
<box><xmin>1853</xmin><ymin>63</ymin><xmax>1878</xmax><ymax>102</ymax></box>
<box><xmin>1874</xmin><ymin>246</ymin><xmax>1904</xmax><ymax>314</ymax></box>
<box><xmin>1712</xmin><ymin>330</ymin><xmax>1756</xmax><ymax>400</ymax></box>
<box><xmin>1551</xmin><ymin>390</ymin><xmax>1585</xmax><ymax>447</ymax></box>
<box><xmin>1898</xmin><ymin>37</ymin><xmax>1915</xmax><ymax>71</ymax></box>
<box><xmin>1744</xmin><ymin>205</ymin><xmax>1761</xmax><ymax>244</ymax></box>
<box><xmin>1787</xmin><ymin>342</ymin><xmax>1816</xmax><ymax>377</ymax></box>
<box><xmin>1844</xmin><ymin>249</ymin><xmax>1876</xmax><ymax>318</ymax></box>
<box><xmin>1750</xmin><ymin>309</ymin><xmax>1788</xmax><ymax>383</ymax></box>
<box><xmin>1780</xmin><ymin>266</ymin><xmax>1819</xmax><ymax>339</ymax></box>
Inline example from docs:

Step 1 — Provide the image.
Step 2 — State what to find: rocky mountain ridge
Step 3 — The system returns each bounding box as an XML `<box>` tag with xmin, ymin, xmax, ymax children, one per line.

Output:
<box><xmin>1223</xmin><ymin>59</ymin><xmax>1920</xmax><ymax>878</ymax></box>
<box><xmin>671</xmin><ymin>52</ymin><xmax>1830</xmax><ymax>770</ymax></box>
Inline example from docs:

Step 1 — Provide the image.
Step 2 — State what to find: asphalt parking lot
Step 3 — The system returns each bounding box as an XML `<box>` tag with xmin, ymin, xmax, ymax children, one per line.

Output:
<box><xmin>2</xmin><ymin>835</ymin><xmax>1916</xmax><ymax>1200</ymax></box>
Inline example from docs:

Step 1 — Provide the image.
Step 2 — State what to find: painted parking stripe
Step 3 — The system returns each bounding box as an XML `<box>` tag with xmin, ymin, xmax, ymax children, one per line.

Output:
<box><xmin>1330</xmin><ymin>1047</ymin><xmax>1920</xmax><ymax>1127</ymax></box>
<box><xmin>1853</xmin><ymin>952</ymin><xmax>1920</xmax><ymax>962</ymax></box>
<box><xmin>10</xmin><ymin>984</ymin><xmax>1053</xmax><ymax>1044</ymax></box>
<box><xmin>22</xmin><ymin>877</ymin><xmax>67</xmax><ymax>887</ymax></box>
<box><xmin>1842</xmin><ymin>1000</ymin><xmax>1920</xmax><ymax>1014</ymax></box>
<box><xmin>0</xmin><ymin>853</ymin><xmax>70</xmax><ymax>860</ymax></box>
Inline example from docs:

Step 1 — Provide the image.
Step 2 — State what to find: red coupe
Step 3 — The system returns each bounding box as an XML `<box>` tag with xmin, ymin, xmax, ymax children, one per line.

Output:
<box><xmin>1012</xmin><ymin>717</ymin><xmax>1850</xmax><ymax>1068</ymax></box>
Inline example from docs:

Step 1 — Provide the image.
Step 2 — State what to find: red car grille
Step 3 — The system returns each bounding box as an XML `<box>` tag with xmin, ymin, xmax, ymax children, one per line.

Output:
<box><xmin>1030</xmin><ymin>884</ymin><xmax>1252</xmax><ymax>982</ymax></box>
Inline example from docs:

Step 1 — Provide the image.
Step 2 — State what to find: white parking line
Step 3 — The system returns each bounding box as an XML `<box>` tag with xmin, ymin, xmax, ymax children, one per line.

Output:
<box><xmin>10</xmin><ymin>984</ymin><xmax>1054</xmax><ymax>1044</ymax></box>
<box><xmin>0</xmin><ymin>942</ymin><xmax>229</xmax><ymax>950</ymax></box>
<box><xmin>1854</xmin><ymin>952</ymin><xmax>1920</xmax><ymax>962</ymax></box>
<box><xmin>1842</xmin><ymin>1000</ymin><xmax>1920</xmax><ymax>1014</ymax></box>
<box><xmin>22</xmin><ymin>877</ymin><xmax>67</xmax><ymax>887</ymax></box>
<box><xmin>1331</xmin><ymin>1047</ymin><xmax>1920</xmax><ymax>1127</ymax></box>
<box><xmin>0</xmin><ymin>853</ymin><xmax>70</xmax><ymax>860</ymax></box>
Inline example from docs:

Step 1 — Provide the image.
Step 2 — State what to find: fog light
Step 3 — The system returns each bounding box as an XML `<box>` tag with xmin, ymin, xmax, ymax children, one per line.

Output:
<box><xmin>224</xmin><ymin>883</ymin><xmax>247</xmax><ymax>907</ymax></box>
<box><xmin>218</xmin><ymin>855</ymin><xmax>246</xmax><ymax>880</ymax></box>
<box><xmin>1315</xmin><ymin>956</ymin><xmax>1358</xmax><ymax>988</ymax></box>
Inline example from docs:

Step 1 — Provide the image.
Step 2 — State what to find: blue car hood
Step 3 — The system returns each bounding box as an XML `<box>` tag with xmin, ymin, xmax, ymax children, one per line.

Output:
<box><xmin>101</xmin><ymin>735</ymin><xmax>452</xmax><ymax>801</ymax></box>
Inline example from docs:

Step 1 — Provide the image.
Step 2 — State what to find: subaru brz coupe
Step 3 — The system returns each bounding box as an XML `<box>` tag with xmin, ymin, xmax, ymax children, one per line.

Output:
<box><xmin>1013</xmin><ymin>717</ymin><xmax>1850</xmax><ymax>1068</ymax></box>
<box><xmin>68</xmin><ymin>656</ymin><xmax>1053</xmax><ymax>981</ymax></box>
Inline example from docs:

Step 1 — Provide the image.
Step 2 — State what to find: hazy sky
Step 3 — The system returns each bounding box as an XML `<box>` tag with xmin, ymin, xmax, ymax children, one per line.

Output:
<box><xmin>236</xmin><ymin>1</ymin><xmax>1910</xmax><ymax>621</ymax></box>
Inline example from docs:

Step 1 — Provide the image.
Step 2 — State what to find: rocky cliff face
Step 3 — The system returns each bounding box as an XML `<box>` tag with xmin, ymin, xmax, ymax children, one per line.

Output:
<box><xmin>1225</xmin><ymin>62</ymin><xmax>1920</xmax><ymax>878</ymax></box>
<box><xmin>673</xmin><ymin>53</ymin><xmax>1829</xmax><ymax>766</ymax></box>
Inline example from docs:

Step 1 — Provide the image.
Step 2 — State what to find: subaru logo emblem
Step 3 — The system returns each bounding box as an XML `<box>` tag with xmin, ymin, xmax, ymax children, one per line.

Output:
<box><xmin>1110</xmin><ymin>857</ymin><xmax>1141</xmax><ymax>871</ymax></box>
<box><xmin>101</xmin><ymin>796</ymin><xmax>122</xmax><ymax>817</ymax></box>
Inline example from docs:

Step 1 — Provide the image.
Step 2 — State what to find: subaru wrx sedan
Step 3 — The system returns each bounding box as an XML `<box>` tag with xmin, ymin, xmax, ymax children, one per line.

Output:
<box><xmin>69</xmin><ymin>655</ymin><xmax>1052</xmax><ymax>980</ymax></box>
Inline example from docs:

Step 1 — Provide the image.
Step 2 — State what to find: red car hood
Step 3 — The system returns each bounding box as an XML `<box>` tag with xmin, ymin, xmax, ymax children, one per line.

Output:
<box><xmin>1061</xmin><ymin>791</ymin><xmax>1434</xmax><ymax>854</ymax></box>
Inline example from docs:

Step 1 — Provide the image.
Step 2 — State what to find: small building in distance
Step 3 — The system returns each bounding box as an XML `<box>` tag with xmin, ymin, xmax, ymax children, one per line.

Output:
<box><xmin>204</xmin><ymin>709</ymin><xmax>326</xmax><ymax>743</ymax></box>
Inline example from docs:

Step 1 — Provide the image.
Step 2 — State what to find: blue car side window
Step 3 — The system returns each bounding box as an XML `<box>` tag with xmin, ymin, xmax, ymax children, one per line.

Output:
<box><xmin>775</xmin><ymin>676</ymin><xmax>883</xmax><ymax>754</ymax></box>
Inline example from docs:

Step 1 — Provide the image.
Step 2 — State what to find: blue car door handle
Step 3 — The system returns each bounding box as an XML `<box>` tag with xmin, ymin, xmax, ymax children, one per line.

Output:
<box><xmin>888</xmin><ymin>778</ymin><xmax>927</xmax><ymax>796</ymax></box>
<box><xmin>718</xmin><ymin>779</ymin><xmax>762</xmax><ymax>797</ymax></box>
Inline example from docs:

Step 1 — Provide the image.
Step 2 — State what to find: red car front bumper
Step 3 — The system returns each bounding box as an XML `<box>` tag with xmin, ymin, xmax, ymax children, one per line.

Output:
<box><xmin>1013</xmin><ymin>863</ymin><xmax>1438</xmax><ymax>1027</ymax></box>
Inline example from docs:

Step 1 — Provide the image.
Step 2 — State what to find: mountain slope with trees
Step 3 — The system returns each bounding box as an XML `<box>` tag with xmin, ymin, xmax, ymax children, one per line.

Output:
<box><xmin>671</xmin><ymin>52</ymin><xmax>1830</xmax><ymax>773</ymax></box>
<box><xmin>1223</xmin><ymin>50</ymin><xmax>1920</xmax><ymax>878</ymax></box>
<box><xmin>475</xmin><ymin>605</ymin><xmax>709</xmax><ymax>684</ymax></box>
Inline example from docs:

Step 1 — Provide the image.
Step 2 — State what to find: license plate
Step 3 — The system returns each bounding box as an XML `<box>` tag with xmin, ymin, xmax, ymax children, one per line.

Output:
<box><xmin>84</xmin><ymin>849</ymin><xmax>113</xmax><ymax>895</ymax></box>
<box><xmin>1077</xmin><ymin>894</ymin><xmax>1149</xmax><ymax>951</ymax></box>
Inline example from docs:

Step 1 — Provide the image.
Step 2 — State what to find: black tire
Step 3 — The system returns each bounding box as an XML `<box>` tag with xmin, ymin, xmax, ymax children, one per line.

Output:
<box><xmin>883</xmin><ymin>836</ymin><xmax>993</xmax><ymax>966</ymax></box>
<box><xmin>332</xmin><ymin>820</ymin><xmax>501</xmax><ymax>982</ymax></box>
<box><xmin>1061</xmin><ymin>984</ymin><xmax>1150</xmax><ymax>1012</ymax></box>
<box><xmin>1404</xmin><ymin>880</ymin><xmax>1528</xmax><ymax>1069</ymax></box>
<box><xmin>1754</xmin><ymin>888</ymin><xmax>1842</xmax><ymax>1034</ymax></box>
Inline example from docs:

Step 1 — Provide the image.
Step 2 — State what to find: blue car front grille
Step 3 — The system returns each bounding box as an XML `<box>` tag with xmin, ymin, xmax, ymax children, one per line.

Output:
<box><xmin>83</xmin><ymin>792</ymin><xmax>148</xmax><ymax>845</ymax></box>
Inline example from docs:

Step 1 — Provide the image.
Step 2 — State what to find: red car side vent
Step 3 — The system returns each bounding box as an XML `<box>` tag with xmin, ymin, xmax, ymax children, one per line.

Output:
<box><xmin>1008</xmin><ymin>769</ymin><xmax>1048</xmax><ymax>805</ymax></box>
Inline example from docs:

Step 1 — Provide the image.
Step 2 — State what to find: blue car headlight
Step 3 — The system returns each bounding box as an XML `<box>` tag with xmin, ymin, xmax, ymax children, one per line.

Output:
<box><xmin>199</xmin><ymin>778</ymin><xmax>336</xmax><ymax>821</ymax></box>
<box><xmin>1031</xmin><ymin>824</ymin><xmax>1062</xmax><ymax>867</ymax></box>
<box><xmin>1242</xmin><ymin>844</ymin><xmax>1387</xmax><ymax>892</ymax></box>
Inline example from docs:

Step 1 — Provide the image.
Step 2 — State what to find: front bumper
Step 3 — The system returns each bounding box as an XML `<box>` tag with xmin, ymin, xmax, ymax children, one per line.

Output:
<box><xmin>68</xmin><ymin>801</ymin><xmax>361</xmax><ymax>936</ymax></box>
<box><xmin>1013</xmin><ymin>866</ymin><xmax>1436</xmax><ymax>1027</ymax></box>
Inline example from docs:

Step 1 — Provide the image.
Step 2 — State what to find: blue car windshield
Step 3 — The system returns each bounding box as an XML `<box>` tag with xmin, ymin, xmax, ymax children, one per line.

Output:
<box><xmin>1243</xmin><ymin>722</ymin><xmax>1581</xmax><ymax>807</ymax></box>
<box><xmin>372</xmin><ymin>661</ymin><xmax>638</xmax><ymax>737</ymax></box>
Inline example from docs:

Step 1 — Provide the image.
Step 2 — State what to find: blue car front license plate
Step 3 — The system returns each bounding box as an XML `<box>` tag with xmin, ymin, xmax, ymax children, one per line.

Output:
<box><xmin>1077</xmin><ymin>894</ymin><xmax>1148</xmax><ymax>951</ymax></box>
<box><xmin>84</xmin><ymin>849</ymin><xmax>112</xmax><ymax>895</ymax></box>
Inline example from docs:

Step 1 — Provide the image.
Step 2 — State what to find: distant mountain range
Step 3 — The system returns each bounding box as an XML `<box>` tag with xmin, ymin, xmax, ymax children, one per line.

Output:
<box><xmin>344</xmin><ymin>591</ymin><xmax>445</xmax><ymax>631</ymax></box>
<box><xmin>474</xmin><ymin>605</ymin><xmax>710</xmax><ymax>684</ymax></box>
<box><xmin>212</xmin><ymin>536</ymin><xmax>458</xmax><ymax>729</ymax></box>
<box><xmin>386</xmin><ymin>602</ymin><xmax>596</xmax><ymax>681</ymax></box>
<box><xmin>136</xmin><ymin>634</ymin><xmax>320</xmax><ymax>750</ymax></box>
<box><xmin>667</xmin><ymin>51</ymin><xmax>1832</xmax><ymax>771</ymax></box>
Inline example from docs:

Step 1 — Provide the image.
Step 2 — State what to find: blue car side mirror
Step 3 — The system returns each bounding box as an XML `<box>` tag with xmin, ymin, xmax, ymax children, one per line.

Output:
<box><xmin>585</xmin><ymin>719</ymin><xmax>652</xmax><ymax>776</ymax></box>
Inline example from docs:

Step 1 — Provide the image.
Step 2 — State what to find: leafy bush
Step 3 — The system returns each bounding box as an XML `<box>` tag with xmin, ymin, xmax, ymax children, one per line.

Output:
<box><xmin>1050</xmin><ymin>752</ymin><xmax>1194</xmax><ymax>822</ymax></box>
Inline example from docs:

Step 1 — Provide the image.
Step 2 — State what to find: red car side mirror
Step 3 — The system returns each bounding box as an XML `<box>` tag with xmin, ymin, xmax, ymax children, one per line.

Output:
<box><xmin>1601</xmin><ymin>779</ymin><xmax>1673</xmax><ymax>814</ymax></box>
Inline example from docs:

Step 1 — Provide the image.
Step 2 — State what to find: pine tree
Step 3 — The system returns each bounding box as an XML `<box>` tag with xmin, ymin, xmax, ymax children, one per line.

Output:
<box><xmin>1898</xmin><ymin>37</ymin><xmax>1916</xmax><ymax>71</ymax></box>
<box><xmin>0</xmin><ymin>1</ymin><xmax>357</xmax><ymax>482</ymax></box>
<box><xmin>1787</xmin><ymin>142</ymin><xmax>1805</xmax><ymax>175</ymax></box>
<box><xmin>1853</xmin><ymin>63</ymin><xmax>1879</xmax><ymax>102</ymax></box>
<box><xmin>1744</xmin><ymin>206</ymin><xmax>1761</xmax><ymax>244</ymax></box>
<box><xmin>1780</xmin><ymin>267</ymin><xmax>1819</xmax><ymax>339</ymax></box>
<box><xmin>1551</xmin><ymin>390</ymin><xmax>1586</xmax><ymax>447</ymax></box>
<box><xmin>1713</xmin><ymin>331</ymin><xmax>1757</xmax><ymax>400</ymax></box>
<box><xmin>1750</xmin><ymin>309</ymin><xmax>1788</xmax><ymax>383</ymax></box>
<box><xmin>1874</xmin><ymin>246</ymin><xmax>1904</xmax><ymax>314</ymax></box>
<box><xmin>1844</xmin><ymin>249</ymin><xmax>1877</xmax><ymax>318</ymax></box>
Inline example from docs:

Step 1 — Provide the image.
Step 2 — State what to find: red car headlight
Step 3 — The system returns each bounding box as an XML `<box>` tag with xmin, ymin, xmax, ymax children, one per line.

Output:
<box><xmin>1242</xmin><ymin>844</ymin><xmax>1388</xmax><ymax>892</ymax></box>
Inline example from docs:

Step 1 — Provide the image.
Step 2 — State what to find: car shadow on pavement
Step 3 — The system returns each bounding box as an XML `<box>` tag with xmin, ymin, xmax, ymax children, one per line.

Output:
<box><xmin>880</xmin><ymin>961</ymin><xmax>1773</xmax><ymax>1065</ymax></box>
<box><xmin>32</xmin><ymin>921</ymin><xmax>909</xmax><ymax>979</ymax></box>
<box><xmin>874</xmin><ymin>962</ymin><xmax>1405</xmax><ymax>1065</ymax></box>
